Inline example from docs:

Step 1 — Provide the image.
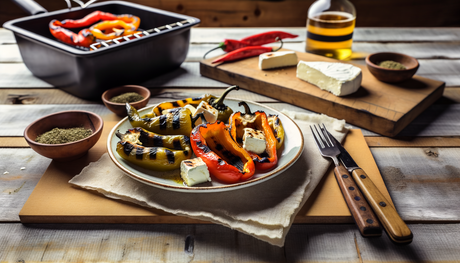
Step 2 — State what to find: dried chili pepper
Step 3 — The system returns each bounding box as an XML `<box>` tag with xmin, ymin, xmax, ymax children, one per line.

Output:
<box><xmin>229</xmin><ymin>102</ymin><xmax>278</xmax><ymax>170</ymax></box>
<box><xmin>190</xmin><ymin>120</ymin><xmax>255</xmax><ymax>184</ymax></box>
<box><xmin>204</xmin><ymin>31</ymin><xmax>298</xmax><ymax>58</ymax></box>
<box><xmin>203</xmin><ymin>39</ymin><xmax>251</xmax><ymax>58</ymax></box>
<box><xmin>240</xmin><ymin>31</ymin><xmax>298</xmax><ymax>46</ymax></box>
<box><xmin>211</xmin><ymin>38</ymin><xmax>283</xmax><ymax>64</ymax></box>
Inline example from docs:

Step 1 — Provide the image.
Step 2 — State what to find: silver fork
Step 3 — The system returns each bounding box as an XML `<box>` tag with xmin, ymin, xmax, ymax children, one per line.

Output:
<box><xmin>311</xmin><ymin>124</ymin><xmax>382</xmax><ymax>237</ymax></box>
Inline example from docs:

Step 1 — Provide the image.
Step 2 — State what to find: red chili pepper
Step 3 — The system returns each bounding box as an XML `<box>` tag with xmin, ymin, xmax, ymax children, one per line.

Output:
<box><xmin>211</xmin><ymin>37</ymin><xmax>283</xmax><ymax>64</ymax></box>
<box><xmin>204</xmin><ymin>31</ymin><xmax>297</xmax><ymax>58</ymax></box>
<box><xmin>240</xmin><ymin>31</ymin><xmax>298</xmax><ymax>46</ymax></box>
<box><xmin>190</xmin><ymin>121</ymin><xmax>256</xmax><ymax>184</ymax></box>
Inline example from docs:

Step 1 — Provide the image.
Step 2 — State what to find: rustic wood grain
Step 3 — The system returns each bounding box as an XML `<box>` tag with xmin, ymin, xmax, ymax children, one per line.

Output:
<box><xmin>372</xmin><ymin>147</ymin><xmax>460</xmax><ymax>222</ymax></box>
<box><xmin>2</xmin><ymin>0</ymin><xmax>460</xmax><ymax>27</ymax></box>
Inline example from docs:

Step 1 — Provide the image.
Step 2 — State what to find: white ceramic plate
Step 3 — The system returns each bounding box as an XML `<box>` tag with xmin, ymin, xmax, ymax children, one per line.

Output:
<box><xmin>107</xmin><ymin>99</ymin><xmax>304</xmax><ymax>193</ymax></box>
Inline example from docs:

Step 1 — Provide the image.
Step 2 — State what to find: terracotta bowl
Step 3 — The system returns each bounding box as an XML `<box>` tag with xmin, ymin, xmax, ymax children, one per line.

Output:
<box><xmin>24</xmin><ymin>110</ymin><xmax>104</xmax><ymax>162</ymax></box>
<box><xmin>365</xmin><ymin>52</ymin><xmax>419</xmax><ymax>83</ymax></box>
<box><xmin>101</xmin><ymin>85</ymin><xmax>150</xmax><ymax>117</ymax></box>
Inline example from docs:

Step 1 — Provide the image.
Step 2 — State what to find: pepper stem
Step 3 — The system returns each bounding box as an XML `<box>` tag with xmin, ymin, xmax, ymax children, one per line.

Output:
<box><xmin>203</xmin><ymin>42</ymin><xmax>225</xmax><ymax>59</ymax></box>
<box><xmin>211</xmin><ymin>85</ymin><xmax>240</xmax><ymax>110</ymax></box>
<box><xmin>273</xmin><ymin>37</ymin><xmax>283</xmax><ymax>52</ymax></box>
<box><xmin>238</xmin><ymin>101</ymin><xmax>252</xmax><ymax>114</ymax></box>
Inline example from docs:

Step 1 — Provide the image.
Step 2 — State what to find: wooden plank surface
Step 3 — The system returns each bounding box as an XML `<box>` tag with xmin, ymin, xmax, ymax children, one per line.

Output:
<box><xmin>201</xmin><ymin>50</ymin><xmax>445</xmax><ymax>137</ymax></box>
<box><xmin>1</xmin><ymin>26</ymin><xmax>460</xmax><ymax>261</ymax></box>
<box><xmin>1</xmin><ymin>223</ymin><xmax>460</xmax><ymax>262</ymax></box>
<box><xmin>2</xmin><ymin>0</ymin><xmax>460</xmax><ymax>27</ymax></box>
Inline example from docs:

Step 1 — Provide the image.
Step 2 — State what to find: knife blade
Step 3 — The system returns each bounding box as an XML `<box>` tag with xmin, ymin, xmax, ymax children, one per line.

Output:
<box><xmin>328</xmin><ymin>131</ymin><xmax>413</xmax><ymax>244</ymax></box>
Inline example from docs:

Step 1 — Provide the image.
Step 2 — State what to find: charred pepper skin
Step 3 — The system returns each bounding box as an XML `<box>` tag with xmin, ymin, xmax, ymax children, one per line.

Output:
<box><xmin>229</xmin><ymin>102</ymin><xmax>278</xmax><ymax>170</ymax></box>
<box><xmin>116</xmin><ymin>141</ymin><xmax>191</xmax><ymax>171</ymax></box>
<box><xmin>116</xmin><ymin>127</ymin><xmax>191</xmax><ymax>150</ymax></box>
<box><xmin>267</xmin><ymin>114</ymin><xmax>285</xmax><ymax>150</ymax></box>
<box><xmin>126</xmin><ymin>104</ymin><xmax>195</xmax><ymax>136</ymax></box>
<box><xmin>147</xmin><ymin>85</ymin><xmax>239</xmax><ymax>122</ymax></box>
<box><xmin>190</xmin><ymin>121</ymin><xmax>255</xmax><ymax>184</ymax></box>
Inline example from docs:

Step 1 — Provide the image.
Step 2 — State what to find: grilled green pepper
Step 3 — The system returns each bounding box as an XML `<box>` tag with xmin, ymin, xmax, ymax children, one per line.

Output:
<box><xmin>145</xmin><ymin>85</ymin><xmax>240</xmax><ymax>122</ymax></box>
<box><xmin>126</xmin><ymin>103</ymin><xmax>201</xmax><ymax>136</ymax></box>
<box><xmin>267</xmin><ymin>114</ymin><xmax>285</xmax><ymax>150</ymax></box>
<box><xmin>116</xmin><ymin>127</ymin><xmax>192</xmax><ymax>171</ymax></box>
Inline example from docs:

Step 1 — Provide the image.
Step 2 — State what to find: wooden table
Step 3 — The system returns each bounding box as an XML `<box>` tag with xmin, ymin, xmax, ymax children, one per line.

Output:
<box><xmin>1</xmin><ymin>27</ymin><xmax>460</xmax><ymax>262</ymax></box>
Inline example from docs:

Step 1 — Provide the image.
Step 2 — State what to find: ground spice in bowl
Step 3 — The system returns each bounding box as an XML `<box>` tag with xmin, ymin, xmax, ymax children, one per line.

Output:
<box><xmin>109</xmin><ymin>92</ymin><xmax>144</xmax><ymax>103</ymax></box>
<box><xmin>379</xmin><ymin>60</ymin><xmax>406</xmax><ymax>70</ymax></box>
<box><xmin>35</xmin><ymin>127</ymin><xmax>93</xmax><ymax>144</ymax></box>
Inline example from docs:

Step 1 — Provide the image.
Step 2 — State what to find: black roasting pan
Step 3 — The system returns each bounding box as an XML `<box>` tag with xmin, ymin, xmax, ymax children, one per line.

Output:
<box><xmin>3</xmin><ymin>0</ymin><xmax>200</xmax><ymax>100</ymax></box>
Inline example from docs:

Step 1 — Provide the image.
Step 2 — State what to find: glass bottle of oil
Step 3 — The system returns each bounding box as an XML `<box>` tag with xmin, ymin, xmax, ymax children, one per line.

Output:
<box><xmin>305</xmin><ymin>0</ymin><xmax>356</xmax><ymax>60</ymax></box>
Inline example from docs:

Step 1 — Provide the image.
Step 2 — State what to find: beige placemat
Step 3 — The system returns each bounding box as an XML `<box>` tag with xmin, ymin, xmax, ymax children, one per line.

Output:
<box><xmin>69</xmin><ymin>111</ymin><xmax>347</xmax><ymax>246</ymax></box>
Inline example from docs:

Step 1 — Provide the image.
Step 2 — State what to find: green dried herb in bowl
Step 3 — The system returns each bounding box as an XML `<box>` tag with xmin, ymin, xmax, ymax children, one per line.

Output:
<box><xmin>35</xmin><ymin>127</ymin><xmax>93</xmax><ymax>144</ymax></box>
<box><xmin>110</xmin><ymin>92</ymin><xmax>144</xmax><ymax>103</ymax></box>
<box><xmin>379</xmin><ymin>60</ymin><xmax>406</xmax><ymax>70</ymax></box>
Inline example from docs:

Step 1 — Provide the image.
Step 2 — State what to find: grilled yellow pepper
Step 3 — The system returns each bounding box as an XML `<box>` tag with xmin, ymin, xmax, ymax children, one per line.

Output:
<box><xmin>116</xmin><ymin>127</ymin><xmax>192</xmax><ymax>171</ymax></box>
<box><xmin>126</xmin><ymin>103</ymin><xmax>201</xmax><ymax>136</ymax></box>
<box><xmin>144</xmin><ymin>85</ymin><xmax>239</xmax><ymax>122</ymax></box>
<box><xmin>267</xmin><ymin>114</ymin><xmax>285</xmax><ymax>150</ymax></box>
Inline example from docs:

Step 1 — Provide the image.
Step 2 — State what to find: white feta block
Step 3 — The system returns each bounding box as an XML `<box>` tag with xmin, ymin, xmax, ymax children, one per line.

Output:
<box><xmin>259</xmin><ymin>51</ymin><xmax>298</xmax><ymax>70</ymax></box>
<box><xmin>242</xmin><ymin>128</ymin><xmax>266</xmax><ymax>154</ymax></box>
<box><xmin>296</xmin><ymin>61</ymin><xmax>362</xmax><ymax>96</ymax></box>
<box><xmin>194</xmin><ymin>101</ymin><xmax>218</xmax><ymax>125</ymax></box>
<box><xmin>180</xmin><ymin>157</ymin><xmax>211</xmax><ymax>186</ymax></box>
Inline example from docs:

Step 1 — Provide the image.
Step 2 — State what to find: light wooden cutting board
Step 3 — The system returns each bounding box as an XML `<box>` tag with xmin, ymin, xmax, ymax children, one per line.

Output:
<box><xmin>200</xmin><ymin>50</ymin><xmax>445</xmax><ymax>137</ymax></box>
<box><xmin>19</xmin><ymin>120</ymin><xmax>392</xmax><ymax>224</ymax></box>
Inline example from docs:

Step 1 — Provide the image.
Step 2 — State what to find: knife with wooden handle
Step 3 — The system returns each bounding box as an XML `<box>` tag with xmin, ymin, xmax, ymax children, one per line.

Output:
<box><xmin>333</xmin><ymin>164</ymin><xmax>382</xmax><ymax>237</ymax></box>
<box><xmin>329</xmin><ymin>133</ymin><xmax>413</xmax><ymax>244</ymax></box>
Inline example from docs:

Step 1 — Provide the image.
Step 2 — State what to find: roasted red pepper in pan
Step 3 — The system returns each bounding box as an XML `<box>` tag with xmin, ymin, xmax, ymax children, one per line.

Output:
<box><xmin>211</xmin><ymin>38</ymin><xmax>283</xmax><ymax>64</ymax></box>
<box><xmin>229</xmin><ymin>102</ymin><xmax>278</xmax><ymax>170</ymax></box>
<box><xmin>204</xmin><ymin>31</ymin><xmax>298</xmax><ymax>58</ymax></box>
<box><xmin>190</xmin><ymin>120</ymin><xmax>255</xmax><ymax>184</ymax></box>
<box><xmin>49</xmin><ymin>10</ymin><xmax>140</xmax><ymax>47</ymax></box>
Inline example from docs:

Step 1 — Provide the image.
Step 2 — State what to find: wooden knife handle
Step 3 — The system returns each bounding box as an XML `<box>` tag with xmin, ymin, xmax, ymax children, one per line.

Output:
<box><xmin>351</xmin><ymin>168</ymin><xmax>413</xmax><ymax>244</ymax></box>
<box><xmin>334</xmin><ymin>165</ymin><xmax>382</xmax><ymax>237</ymax></box>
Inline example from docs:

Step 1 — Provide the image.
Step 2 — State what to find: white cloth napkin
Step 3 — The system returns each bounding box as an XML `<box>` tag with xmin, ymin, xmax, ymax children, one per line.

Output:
<box><xmin>69</xmin><ymin>111</ymin><xmax>347</xmax><ymax>247</ymax></box>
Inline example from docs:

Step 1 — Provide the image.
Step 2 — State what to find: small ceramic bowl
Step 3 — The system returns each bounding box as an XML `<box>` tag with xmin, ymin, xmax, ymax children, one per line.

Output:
<box><xmin>24</xmin><ymin>110</ymin><xmax>104</xmax><ymax>162</ymax></box>
<box><xmin>365</xmin><ymin>52</ymin><xmax>419</xmax><ymax>83</ymax></box>
<box><xmin>102</xmin><ymin>85</ymin><xmax>150</xmax><ymax>117</ymax></box>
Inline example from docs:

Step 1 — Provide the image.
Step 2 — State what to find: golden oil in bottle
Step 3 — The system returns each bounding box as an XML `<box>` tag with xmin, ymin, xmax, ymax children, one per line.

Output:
<box><xmin>305</xmin><ymin>0</ymin><xmax>356</xmax><ymax>60</ymax></box>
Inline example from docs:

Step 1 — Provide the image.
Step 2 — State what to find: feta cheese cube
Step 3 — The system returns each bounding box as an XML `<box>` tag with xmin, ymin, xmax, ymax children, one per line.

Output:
<box><xmin>180</xmin><ymin>157</ymin><xmax>211</xmax><ymax>186</ymax></box>
<box><xmin>242</xmin><ymin>128</ymin><xmax>266</xmax><ymax>154</ymax></box>
<box><xmin>194</xmin><ymin>101</ymin><xmax>218</xmax><ymax>125</ymax></box>
<box><xmin>259</xmin><ymin>51</ymin><xmax>298</xmax><ymax>70</ymax></box>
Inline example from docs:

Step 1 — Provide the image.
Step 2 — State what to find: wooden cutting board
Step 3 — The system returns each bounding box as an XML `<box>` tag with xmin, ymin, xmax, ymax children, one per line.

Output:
<box><xmin>200</xmin><ymin>50</ymin><xmax>445</xmax><ymax>137</ymax></box>
<box><xmin>19</xmin><ymin>120</ymin><xmax>392</xmax><ymax>224</ymax></box>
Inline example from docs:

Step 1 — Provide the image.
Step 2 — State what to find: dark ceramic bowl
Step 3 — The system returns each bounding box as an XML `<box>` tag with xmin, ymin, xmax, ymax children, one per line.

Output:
<box><xmin>24</xmin><ymin>110</ymin><xmax>104</xmax><ymax>162</ymax></box>
<box><xmin>365</xmin><ymin>52</ymin><xmax>419</xmax><ymax>83</ymax></box>
<box><xmin>102</xmin><ymin>85</ymin><xmax>151</xmax><ymax>117</ymax></box>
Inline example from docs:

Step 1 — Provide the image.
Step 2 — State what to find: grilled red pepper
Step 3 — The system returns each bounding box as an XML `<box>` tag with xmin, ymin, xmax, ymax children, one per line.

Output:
<box><xmin>204</xmin><ymin>31</ymin><xmax>298</xmax><ymax>58</ymax></box>
<box><xmin>240</xmin><ymin>31</ymin><xmax>298</xmax><ymax>46</ymax></box>
<box><xmin>211</xmin><ymin>38</ymin><xmax>283</xmax><ymax>64</ymax></box>
<box><xmin>49</xmin><ymin>11</ymin><xmax>140</xmax><ymax>47</ymax></box>
<box><xmin>229</xmin><ymin>102</ymin><xmax>278</xmax><ymax>170</ymax></box>
<box><xmin>52</xmin><ymin>11</ymin><xmax>119</xmax><ymax>28</ymax></box>
<box><xmin>190</xmin><ymin>120</ymin><xmax>255</xmax><ymax>184</ymax></box>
